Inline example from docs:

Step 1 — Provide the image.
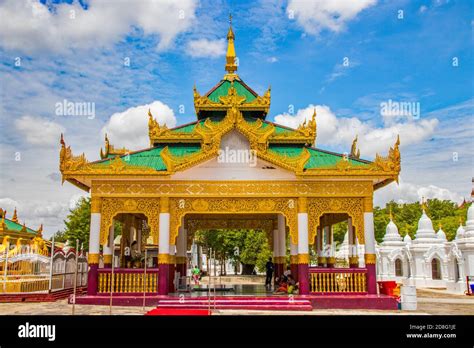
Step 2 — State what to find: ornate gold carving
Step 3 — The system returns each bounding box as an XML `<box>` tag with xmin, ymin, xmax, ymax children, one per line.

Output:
<box><xmin>307</xmin><ymin>197</ymin><xmax>365</xmax><ymax>245</ymax></box>
<box><xmin>88</xmin><ymin>253</ymin><xmax>100</xmax><ymax>265</ymax></box>
<box><xmin>170</xmin><ymin>197</ymin><xmax>298</xmax><ymax>245</ymax></box>
<box><xmin>92</xmin><ymin>180</ymin><xmax>373</xmax><ymax>198</ymax></box>
<box><xmin>191</xmin><ymin>199</ymin><xmax>209</xmax><ymax>211</ymax></box>
<box><xmin>158</xmin><ymin>253</ymin><xmax>171</xmax><ymax>264</ymax></box>
<box><xmin>298</xmin><ymin>253</ymin><xmax>309</xmax><ymax>264</ymax></box>
<box><xmin>274</xmin><ymin>256</ymin><xmax>286</xmax><ymax>264</ymax></box>
<box><xmin>103</xmin><ymin>254</ymin><xmax>112</xmax><ymax>264</ymax></box>
<box><xmin>100</xmin><ymin>134</ymin><xmax>129</xmax><ymax>159</ymax></box>
<box><xmin>373</xmin><ymin>135</ymin><xmax>400</xmax><ymax>176</ymax></box>
<box><xmin>348</xmin><ymin>256</ymin><xmax>359</xmax><ymax>265</ymax></box>
<box><xmin>327</xmin><ymin>257</ymin><xmax>336</xmax><ymax>264</ymax></box>
<box><xmin>176</xmin><ymin>256</ymin><xmax>187</xmax><ymax>264</ymax></box>
<box><xmin>364</xmin><ymin>253</ymin><xmax>376</xmax><ymax>265</ymax></box>
<box><xmin>296</xmin><ymin>108</ymin><xmax>317</xmax><ymax>145</ymax></box>
<box><xmin>91</xmin><ymin>197</ymin><xmax>102</xmax><ymax>213</ymax></box>
<box><xmin>317</xmin><ymin>256</ymin><xmax>327</xmax><ymax>264</ymax></box>
<box><xmin>99</xmin><ymin>198</ymin><xmax>160</xmax><ymax>246</ymax></box>
<box><xmin>160</xmin><ymin>197</ymin><xmax>169</xmax><ymax>213</ymax></box>
<box><xmin>290</xmin><ymin>255</ymin><xmax>298</xmax><ymax>264</ymax></box>
<box><xmin>350</xmin><ymin>135</ymin><xmax>360</xmax><ymax>159</ymax></box>
<box><xmin>298</xmin><ymin>197</ymin><xmax>307</xmax><ymax>213</ymax></box>
<box><xmin>364</xmin><ymin>197</ymin><xmax>373</xmax><ymax>212</ymax></box>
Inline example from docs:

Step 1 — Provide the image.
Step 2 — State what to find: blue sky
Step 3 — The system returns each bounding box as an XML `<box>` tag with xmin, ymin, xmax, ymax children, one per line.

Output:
<box><xmin>0</xmin><ymin>0</ymin><xmax>472</xmax><ymax>236</ymax></box>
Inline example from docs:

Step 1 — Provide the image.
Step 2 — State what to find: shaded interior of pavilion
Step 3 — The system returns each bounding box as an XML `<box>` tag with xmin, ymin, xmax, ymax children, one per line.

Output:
<box><xmin>97</xmin><ymin>211</ymin><xmax>366</xmax><ymax>296</ymax></box>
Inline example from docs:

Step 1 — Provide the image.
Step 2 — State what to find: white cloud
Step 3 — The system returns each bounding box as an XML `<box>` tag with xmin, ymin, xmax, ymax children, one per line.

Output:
<box><xmin>186</xmin><ymin>38</ymin><xmax>226</xmax><ymax>58</ymax></box>
<box><xmin>374</xmin><ymin>179</ymin><xmax>463</xmax><ymax>207</ymax></box>
<box><xmin>267</xmin><ymin>57</ymin><xmax>278</xmax><ymax>63</ymax></box>
<box><xmin>419</xmin><ymin>5</ymin><xmax>428</xmax><ymax>13</ymax></box>
<box><xmin>287</xmin><ymin>0</ymin><xmax>377</xmax><ymax>35</ymax></box>
<box><xmin>0</xmin><ymin>197</ymin><xmax>71</xmax><ymax>234</ymax></box>
<box><xmin>101</xmin><ymin>101</ymin><xmax>176</xmax><ymax>150</ymax></box>
<box><xmin>0</xmin><ymin>0</ymin><xmax>197</xmax><ymax>53</ymax></box>
<box><xmin>274</xmin><ymin>104</ymin><xmax>438</xmax><ymax>157</ymax></box>
<box><xmin>15</xmin><ymin>115</ymin><xmax>65</xmax><ymax>147</ymax></box>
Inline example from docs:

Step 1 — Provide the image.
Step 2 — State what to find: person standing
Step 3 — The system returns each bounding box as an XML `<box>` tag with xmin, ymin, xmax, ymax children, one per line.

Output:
<box><xmin>265</xmin><ymin>257</ymin><xmax>274</xmax><ymax>289</ymax></box>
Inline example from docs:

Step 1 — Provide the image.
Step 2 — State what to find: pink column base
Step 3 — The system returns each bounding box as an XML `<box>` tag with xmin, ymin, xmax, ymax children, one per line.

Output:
<box><xmin>158</xmin><ymin>264</ymin><xmax>169</xmax><ymax>295</ymax></box>
<box><xmin>87</xmin><ymin>264</ymin><xmax>98</xmax><ymax>295</ymax></box>
<box><xmin>366</xmin><ymin>264</ymin><xmax>377</xmax><ymax>294</ymax></box>
<box><xmin>290</xmin><ymin>263</ymin><xmax>299</xmax><ymax>282</ymax></box>
<box><xmin>168</xmin><ymin>264</ymin><xmax>176</xmax><ymax>293</ymax></box>
<box><xmin>298</xmin><ymin>264</ymin><xmax>309</xmax><ymax>295</ymax></box>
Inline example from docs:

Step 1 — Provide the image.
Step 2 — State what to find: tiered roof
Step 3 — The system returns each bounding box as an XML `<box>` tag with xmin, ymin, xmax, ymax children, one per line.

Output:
<box><xmin>59</xmin><ymin>20</ymin><xmax>400</xmax><ymax>191</ymax></box>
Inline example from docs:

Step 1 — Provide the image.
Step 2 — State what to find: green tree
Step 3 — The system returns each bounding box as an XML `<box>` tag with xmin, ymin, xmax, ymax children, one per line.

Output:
<box><xmin>63</xmin><ymin>197</ymin><xmax>91</xmax><ymax>250</ymax></box>
<box><xmin>195</xmin><ymin>229</ymin><xmax>271</xmax><ymax>275</ymax></box>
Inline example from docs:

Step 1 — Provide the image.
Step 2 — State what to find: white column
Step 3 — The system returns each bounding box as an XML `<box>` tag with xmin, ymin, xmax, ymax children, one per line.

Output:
<box><xmin>298</xmin><ymin>213</ymin><xmax>309</xmax><ymax>256</ymax></box>
<box><xmin>364</xmin><ymin>212</ymin><xmax>375</xmax><ymax>255</ymax></box>
<box><xmin>290</xmin><ymin>241</ymin><xmax>298</xmax><ymax>257</ymax></box>
<box><xmin>273</xmin><ymin>228</ymin><xmax>279</xmax><ymax>259</ymax></box>
<box><xmin>159</xmin><ymin>212</ymin><xmax>170</xmax><ymax>256</ymax></box>
<box><xmin>323</xmin><ymin>226</ymin><xmax>330</xmax><ymax>258</ymax></box>
<box><xmin>176</xmin><ymin>226</ymin><xmax>186</xmax><ymax>258</ymax></box>
<box><xmin>103</xmin><ymin>224</ymin><xmax>114</xmax><ymax>266</ymax></box>
<box><xmin>89</xmin><ymin>212</ymin><xmax>101</xmax><ymax>259</ymax></box>
<box><xmin>278</xmin><ymin>214</ymin><xmax>286</xmax><ymax>259</ymax></box>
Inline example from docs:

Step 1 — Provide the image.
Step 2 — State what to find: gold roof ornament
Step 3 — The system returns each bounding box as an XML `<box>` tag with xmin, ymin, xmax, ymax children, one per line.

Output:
<box><xmin>37</xmin><ymin>224</ymin><xmax>43</xmax><ymax>237</ymax></box>
<box><xmin>12</xmin><ymin>207</ymin><xmax>18</xmax><ymax>223</ymax></box>
<box><xmin>59</xmin><ymin>134</ymin><xmax>88</xmax><ymax>175</ymax></box>
<box><xmin>100</xmin><ymin>133</ymin><xmax>129</xmax><ymax>159</ymax></box>
<box><xmin>297</xmin><ymin>109</ymin><xmax>317</xmax><ymax>146</ymax></box>
<box><xmin>224</xmin><ymin>14</ymin><xmax>238</xmax><ymax>80</ymax></box>
<box><xmin>421</xmin><ymin>196</ymin><xmax>427</xmax><ymax>212</ymax></box>
<box><xmin>0</xmin><ymin>210</ymin><xmax>6</xmax><ymax>232</ymax></box>
<box><xmin>350</xmin><ymin>135</ymin><xmax>361</xmax><ymax>159</ymax></box>
<box><xmin>20</xmin><ymin>222</ymin><xmax>27</xmax><ymax>233</ymax></box>
<box><xmin>389</xmin><ymin>205</ymin><xmax>393</xmax><ymax>220</ymax></box>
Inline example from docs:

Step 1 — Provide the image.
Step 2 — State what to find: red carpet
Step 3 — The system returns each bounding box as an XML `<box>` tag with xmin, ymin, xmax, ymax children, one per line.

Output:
<box><xmin>146</xmin><ymin>308</ymin><xmax>210</xmax><ymax>316</ymax></box>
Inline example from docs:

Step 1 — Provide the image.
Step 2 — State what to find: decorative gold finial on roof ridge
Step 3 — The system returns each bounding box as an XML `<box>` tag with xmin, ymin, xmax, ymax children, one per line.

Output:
<box><xmin>12</xmin><ymin>207</ymin><xmax>18</xmax><ymax>223</ymax></box>
<box><xmin>224</xmin><ymin>13</ymin><xmax>238</xmax><ymax>80</ymax></box>
<box><xmin>389</xmin><ymin>205</ymin><xmax>393</xmax><ymax>221</ymax></box>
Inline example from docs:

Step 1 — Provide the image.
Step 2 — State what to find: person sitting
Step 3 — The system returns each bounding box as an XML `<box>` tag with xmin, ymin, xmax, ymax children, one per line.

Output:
<box><xmin>274</xmin><ymin>278</ymin><xmax>288</xmax><ymax>295</ymax></box>
<box><xmin>287</xmin><ymin>275</ymin><xmax>297</xmax><ymax>294</ymax></box>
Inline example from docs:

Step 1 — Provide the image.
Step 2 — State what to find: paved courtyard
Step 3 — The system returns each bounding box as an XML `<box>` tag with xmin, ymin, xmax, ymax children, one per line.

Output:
<box><xmin>0</xmin><ymin>288</ymin><xmax>472</xmax><ymax>315</ymax></box>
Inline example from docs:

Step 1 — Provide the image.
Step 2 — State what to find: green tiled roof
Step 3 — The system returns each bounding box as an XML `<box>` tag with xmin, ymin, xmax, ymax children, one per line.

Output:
<box><xmin>207</xmin><ymin>80</ymin><xmax>256</xmax><ymax>103</ymax></box>
<box><xmin>4</xmin><ymin>219</ymin><xmax>37</xmax><ymax>234</ymax></box>
<box><xmin>170</xmin><ymin>121</ymin><xmax>203</xmax><ymax>133</ymax></box>
<box><xmin>244</xmin><ymin>117</ymin><xmax>295</xmax><ymax>135</ymax></box>
<box><xmin>269</xmin><ymin>145</ymin><xmax>370</xmax><ymax>169</ymax></box>
<box><xmin>95</xmin><ymin>145</ymin><xmax>202</xmax><ymax>171</ymax></box>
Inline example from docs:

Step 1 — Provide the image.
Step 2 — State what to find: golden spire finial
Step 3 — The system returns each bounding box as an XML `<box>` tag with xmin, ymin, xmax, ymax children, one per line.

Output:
<box><xmin>224</xmin><ymin>13</ymin><xmax>238</xmax><ymax>79</ymax></box>
<box><xmin>12</xmin><ymin>207</ymin><xmax>18</xmax><ymax>223</ymax></box>
<box><xmin>37</xmin><ymin>224</ymin><xmax>43</xmax><ymax>237</ymax></box>
<box><xmin>421</xmin><ymin>196</ymin><xmax>427</xmax><ymax>212</ymax></box>
<box><xmin>389</xmin><ymin>205</ymin><xmax>393</xmax><ymax>220</ymax></box>
<box><xmin>0</xmin><ymin>210</ymin><xmax>5</xmax><ymax>232</ymax></box>
<box><xmin>21</xmin><ymin>222</ymin><xmax>27</xmax><ymax>232</ymax></box>
<box><xmin>350</xmin><ymin>135</ymin><xmax>360</xmax><ymax>159</ymax></box>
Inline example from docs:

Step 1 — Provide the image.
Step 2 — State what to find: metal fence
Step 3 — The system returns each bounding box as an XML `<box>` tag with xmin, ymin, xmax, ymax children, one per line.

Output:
<box><xmin>0</xmin><ymin>244</ymin><xmax>87</xmax><ymax>294</ymax></box>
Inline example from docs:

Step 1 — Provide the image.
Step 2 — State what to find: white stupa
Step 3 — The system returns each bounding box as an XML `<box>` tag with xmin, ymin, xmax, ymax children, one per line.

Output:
<box><xmin>455</xmin><ymin>223</ymin><xmax>465</xmax><ymax>240</ymax></box>
<box><xmin>403</xmin><ymin>233</ymin><xmax>412</xmax><ymax>244</ymax></box>
<box><xmin>381</xmin><ymin>214</ymin><xmax>404</xmax><ymax>246</ymax></box>
<box><xmin>436</xmin><ymin>225</ymin><xmax>447</xmax><ymax>241</ymax></box>
<box><xmin>414</xmin><ymin>209</ymin><xmax>440</xmax><ymax>244</ymax></box>
<box><xmin>464</xmin><ymin>204</ymin><xmax>474</xmax><ymax>239</ymax></box>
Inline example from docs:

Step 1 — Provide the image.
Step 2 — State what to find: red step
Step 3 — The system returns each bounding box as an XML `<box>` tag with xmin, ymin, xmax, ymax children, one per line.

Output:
<box><xmin>156</xmin><ymin>297</ymin><xmax>313</xmax><ymax>311</ymax></box>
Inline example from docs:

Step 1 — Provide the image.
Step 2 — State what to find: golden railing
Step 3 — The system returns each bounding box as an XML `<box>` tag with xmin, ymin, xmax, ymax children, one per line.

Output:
<box><xmin>97</xmin><ymin>269</ymin><xmax>158</xmax><ymax>293</ymax></box>
<box><xmin>309</xmin><ymin>268</ymin><xmax>367</xmax><ymax>293</ymax></box>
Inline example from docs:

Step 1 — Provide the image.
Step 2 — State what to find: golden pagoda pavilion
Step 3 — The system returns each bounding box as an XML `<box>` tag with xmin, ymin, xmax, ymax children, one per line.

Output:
<box><xmin>0</xmin><ymin>208</ymin><xmax>48</xmax><ymax>256</ymax></box>
<box><xmin>60</xmin><ymin>20</ymin><xmax>400</xmax><ymax>308</ymax></box>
